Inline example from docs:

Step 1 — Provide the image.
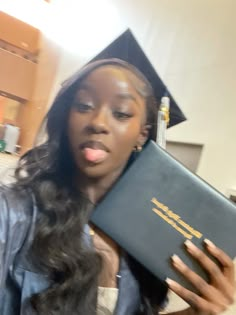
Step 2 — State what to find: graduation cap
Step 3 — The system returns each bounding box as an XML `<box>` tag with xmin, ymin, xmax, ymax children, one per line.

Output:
<box><xmin>89</xmin><ymin>29</ymin><xmax>186</xmax><ymax>128</ymax></box>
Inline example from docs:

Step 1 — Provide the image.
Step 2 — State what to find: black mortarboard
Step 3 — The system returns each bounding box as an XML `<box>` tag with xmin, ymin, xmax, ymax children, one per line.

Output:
<box><xmin>89</xmin><ymin>29</ymin><xmax>186</xmax><ymax>128</ymax></box>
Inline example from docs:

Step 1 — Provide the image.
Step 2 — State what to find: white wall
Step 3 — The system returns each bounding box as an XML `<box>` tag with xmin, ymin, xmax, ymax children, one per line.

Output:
<box><xmin>48</xmin><ymin>0</ymin><xmax>236</xmax><ymax>194</ymax></box>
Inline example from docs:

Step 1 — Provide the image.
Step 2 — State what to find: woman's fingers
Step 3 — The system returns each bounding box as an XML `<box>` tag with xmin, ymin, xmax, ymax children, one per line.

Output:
<box><xmin>166</xmin><ymin>278</ymin><xmax>228</xmax><ymax>315</ymax></box>
<box><xmin>204</xmin><ymin>239</ymin><xmax>235</xmax><ymax>286</ymax></box>
<box><xmin>171</xmin><ymin>254</ymin><xmax>229</xmax><ymax>305</ymax></box>
<box><xmin>184</xmin><ymin>240</ymin><xmax>234</xmax><ymax>302</ymax></box>
<box><xmin>166</xmin><ymin>240</ymin><xmax>235</xmax><ymax>314</ymax></box>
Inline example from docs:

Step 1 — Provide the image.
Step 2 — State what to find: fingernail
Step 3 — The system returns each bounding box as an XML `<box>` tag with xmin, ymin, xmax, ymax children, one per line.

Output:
<box><xmin>171</xmin><ymin>254</ymin><xmax>183</xmax><ymax>265</ymax></box>
<box><xmin>204</xmin><ymin>239</ymin><xmax>216</xmax><ymax>249</ymax></box>
<box><xmin>184</xmin><ymin>239</ymin><xmax>197</xmax><ymax>251</ymax></box>
<box><xmin>165</xmin><ymin>277</ymin><xmax>179</xmax><ymax>288</ymax></box>
<box><xmin>165</xmin><ymin>277</ymin><xmax>174</xmax><ymax>286</ymax></box>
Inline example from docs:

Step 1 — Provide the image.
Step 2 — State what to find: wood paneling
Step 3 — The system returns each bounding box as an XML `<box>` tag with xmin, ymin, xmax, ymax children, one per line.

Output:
<box><xmin>16</xmin><ymin>36</ymin><xmax>60</xmax><ymax>154</ymax></box>
<box><xmin>0</xmin><ymin>96</ymin><xmax>7</xmax><ymax>124</ymax></box>
<box><xmin>0</xmin><ymin>49</ymin><xmax>36</xmax><ymax>101</ymax></box>
<box><xmin>0</xmin><ymin>11</ymin><xmax>40</xmax><ymax>54</ymax></box>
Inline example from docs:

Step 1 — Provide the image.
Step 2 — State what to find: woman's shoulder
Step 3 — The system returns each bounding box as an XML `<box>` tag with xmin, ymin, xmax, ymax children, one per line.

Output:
<box><xmin>0</xmin><ymin>185</ymin><xmax>36</xmax><ymax>226</ymax></box>
<box><xmin>0</xmin><ymin>186</ymin><xmax>40</xmax><ymax>290</ymax></box>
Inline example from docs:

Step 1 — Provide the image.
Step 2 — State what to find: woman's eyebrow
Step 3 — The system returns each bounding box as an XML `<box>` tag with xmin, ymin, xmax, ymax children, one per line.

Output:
<box><xmin>115</xmin><ymin>93</ymin><xmax>137</xmax><ymax>102</ymax></box>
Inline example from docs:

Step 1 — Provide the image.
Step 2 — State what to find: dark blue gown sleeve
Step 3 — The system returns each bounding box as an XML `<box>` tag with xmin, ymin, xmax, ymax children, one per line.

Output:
<box><xmin>0</xmin><ymin>188</ymin><xmax>31</xmax><ymax>292</ymax></box>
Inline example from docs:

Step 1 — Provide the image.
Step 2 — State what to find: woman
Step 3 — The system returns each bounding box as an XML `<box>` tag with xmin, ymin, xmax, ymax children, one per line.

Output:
<box><xmin>0</xmin><ymin>59</ymin><xmax>234</xmax><ymax>315</ymax></box>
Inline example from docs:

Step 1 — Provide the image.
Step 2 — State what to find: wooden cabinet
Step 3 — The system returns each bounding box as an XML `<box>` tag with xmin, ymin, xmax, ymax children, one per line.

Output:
<box><xmin>0</xmin><ymin>11</ymin><xmax>40</xmax><ymax>54</ymax></box>
<box><xmin>0</xmin><ymin>48</ymin><xmax>36</xmax><ymax>101</ymax></box>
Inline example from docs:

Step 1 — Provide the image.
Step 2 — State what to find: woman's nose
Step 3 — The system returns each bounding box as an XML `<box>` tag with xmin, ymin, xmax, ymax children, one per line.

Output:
<box><xmin>86</xmin><ymin>107</ymin><xmax>110</xmax><ymax>134</ymax></box>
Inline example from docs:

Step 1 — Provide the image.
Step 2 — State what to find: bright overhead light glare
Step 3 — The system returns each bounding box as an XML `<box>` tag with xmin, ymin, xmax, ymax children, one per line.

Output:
<box><xmin>0</xmin><ymin>0</ymin><xmax>49</xmax><ymax>29</ymax></box>
<box><xmin>0</xmin><ymin>0</ymin><xmax>124</xmax><ymax>57</ymax></box>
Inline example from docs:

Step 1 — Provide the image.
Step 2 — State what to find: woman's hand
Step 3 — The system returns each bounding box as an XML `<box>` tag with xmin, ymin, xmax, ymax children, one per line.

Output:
<box><xmin>166</xmin><ymin>239</ymin><xmax>235</xmax><ymax>315</ymax></box>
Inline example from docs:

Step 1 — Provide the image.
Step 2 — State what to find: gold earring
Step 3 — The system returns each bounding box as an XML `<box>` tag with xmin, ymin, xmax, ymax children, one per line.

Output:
<box><xmin>134</xmin><ymin>145</ymin><xmax>142</xmax><ymax>152</ymax></box>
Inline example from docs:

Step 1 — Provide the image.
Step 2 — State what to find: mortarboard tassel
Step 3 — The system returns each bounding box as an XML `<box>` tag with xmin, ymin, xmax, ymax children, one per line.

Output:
<box><xmin>156</xmin><ymin>96</ymin><xmax>170</xmax><ymax>149</ymax></box>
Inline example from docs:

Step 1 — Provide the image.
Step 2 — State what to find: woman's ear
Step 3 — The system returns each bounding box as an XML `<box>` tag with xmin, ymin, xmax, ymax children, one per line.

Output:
<box><xmin>137</xmin><ymin>124</ymin><xmax>152</xmax><ymax>147</ymax></box>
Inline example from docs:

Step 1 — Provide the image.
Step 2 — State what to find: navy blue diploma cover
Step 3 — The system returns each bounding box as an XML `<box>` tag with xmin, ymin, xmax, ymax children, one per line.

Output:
<box><xmin>91</xmin><ymin>140</ymin><xmax>236</xmax><ymax>290</ymax></box>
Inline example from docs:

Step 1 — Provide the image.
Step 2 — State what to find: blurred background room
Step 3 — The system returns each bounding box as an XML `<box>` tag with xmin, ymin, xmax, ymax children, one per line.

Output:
<box><xmin>0</xmin><ymin>1</ymin><xmax>236</xmax><ymax>313</ymax></box>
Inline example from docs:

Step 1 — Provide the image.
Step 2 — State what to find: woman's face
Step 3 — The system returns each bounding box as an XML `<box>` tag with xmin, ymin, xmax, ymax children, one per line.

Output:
<box><xmin>67</xmin><ymin>65</ymin><xmax>148</xmax><ymax>179</ymax></box>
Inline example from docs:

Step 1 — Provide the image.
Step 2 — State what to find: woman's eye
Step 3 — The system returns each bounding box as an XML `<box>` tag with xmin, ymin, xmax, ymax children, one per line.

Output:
<box><xmin>113</xmin><ymin>111</ymin><xmax>133</xmax><ymax>120</ymax></box>
<box><xmin>73</xmin><ymin>103</ymin><xmax>93</xmax><ymax>112</ymax></box>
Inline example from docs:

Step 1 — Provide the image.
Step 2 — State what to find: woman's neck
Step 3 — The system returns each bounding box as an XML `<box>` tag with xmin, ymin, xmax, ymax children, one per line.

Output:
<box><xmin>76</xmin><ymin>166</ymin><xmax>125</xmax><ymax>205</ymax></box>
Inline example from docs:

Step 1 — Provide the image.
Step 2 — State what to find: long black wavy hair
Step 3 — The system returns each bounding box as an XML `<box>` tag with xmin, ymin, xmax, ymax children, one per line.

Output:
<box><xmin>14</xmin><ymin>59</ymin><xmax>167</xmax><ymax>314</ymax></box>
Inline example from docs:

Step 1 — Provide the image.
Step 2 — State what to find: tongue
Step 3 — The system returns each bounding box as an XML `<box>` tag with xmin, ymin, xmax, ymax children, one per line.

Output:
<box><xmin>83</xmin><ymin>148</ymin><xmax>107</xmax><ymax>163</ymax></box>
